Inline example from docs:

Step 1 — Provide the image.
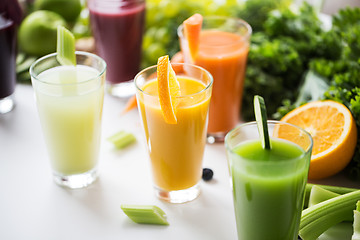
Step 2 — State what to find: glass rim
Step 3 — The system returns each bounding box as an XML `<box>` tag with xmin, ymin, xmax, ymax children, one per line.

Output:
<box><xmin>29</xmin><ymin>51</ymin><xmax>107</xmax><ymax>86</ymax></box>
<box><xmin>134</xmin><ymin>62</ymin><xmax>213</xmax><ymax>99</ymax></box>
<box><xmin>177</xmin><ymin>15</ymin><xmax>252</xmax><ymax>45</ymax></box>
<box><xmin>88</xmin><ymin>0</ymin><xmax>145</xmax><ymax>8</ymax></box>
<box><xmin>225</xmin><ymin>120</ymin><xmax>314</xmax><ymax>162</ymax></box>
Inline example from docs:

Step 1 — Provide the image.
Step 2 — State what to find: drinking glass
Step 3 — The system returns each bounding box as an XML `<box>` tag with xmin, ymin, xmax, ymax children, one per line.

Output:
<box><xmin>30</xmin><ymin>51</ymin><xmax>106</xmax><ymax>189</ymax></box>
<box><xmin>0</xmin><ymin>13</ymin><xmax>17</xmax><ymax>114</ymax></box>
<box><xmin>178</xmin><ymin>16</ymin><xmax>252</xmax><ymax>142</ymax></box>
<box><xmin>88</xmin><ymin>0</ymin><xmax>145</xmax><ymax>98</ymax></box>
<box><xmin>135</xmin><ymin>63</ymin><xmax>213</xmax><ymax>203</ymax></box>
<box><xmin>225</xmin><ymin>121</ymin><xmax>313</xmax><ymax>240</ymax></box>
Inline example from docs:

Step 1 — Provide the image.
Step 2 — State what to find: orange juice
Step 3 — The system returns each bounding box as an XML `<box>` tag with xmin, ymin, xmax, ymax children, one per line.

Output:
<box><xmin>179</xmin><ymin>17</ymin><xmax>251</xmax><ymax>141</ymax></box>
<box><xmin>137</xmin><ymin>77</ymin><xmax>211</xmax><ymax>191</ymax></box>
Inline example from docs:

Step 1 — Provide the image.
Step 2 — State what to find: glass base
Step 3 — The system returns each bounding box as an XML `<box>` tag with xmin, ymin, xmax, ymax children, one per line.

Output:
<box><xmin>155</xmin><ymin>183</ymin><xmax>200</xmax><ymax>203</ymax></box>
<box><xmin>106</xmin><ymin>80</ymin><xmax>135</xmax><ymax>98</ymax></box>
<box><xmin>207</xmin><ymin>131</ymin><xmax>226</xmax><ymax>144</ymax></box>
<box><xmin>0</xmin><ymin>95</ymin><xmax>15</xmax><ymax>114</ymax></box>
<box><xmin>53</xmin><ymin>169</ymin><xmax>98</xmax><ymax>189</ymax></box>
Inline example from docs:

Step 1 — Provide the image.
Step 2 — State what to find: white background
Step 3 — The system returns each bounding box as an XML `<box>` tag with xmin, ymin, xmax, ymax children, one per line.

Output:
<box><xmin>1</xmin><ymin>84</ymin><xmax>358</xmax><ymax>240</ymax></box>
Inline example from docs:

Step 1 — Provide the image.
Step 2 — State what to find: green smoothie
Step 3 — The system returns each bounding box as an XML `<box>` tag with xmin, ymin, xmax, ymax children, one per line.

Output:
<box><xmin>229</xmin><ymin>138</ymin><xmax>310</xmax><ymax>240</ymax></box>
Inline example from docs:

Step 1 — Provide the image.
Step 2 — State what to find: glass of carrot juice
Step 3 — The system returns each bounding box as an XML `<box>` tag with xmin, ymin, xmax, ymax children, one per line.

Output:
<box><xmin>178</xmin><ymin>16</ymin><xmax>252</xmax><ymax>143</ymax></box>
<box><xmin>135</xmin><ymin>63</ymin><xmax>213</xmax><ymax>203</ymax></box>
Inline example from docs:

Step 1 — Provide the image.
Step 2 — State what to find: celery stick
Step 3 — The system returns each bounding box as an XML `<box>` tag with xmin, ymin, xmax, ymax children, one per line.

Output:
<box><xmin>308</xmin><ymin>185</ymin><xmax>340</xmax><ymax>207</ymax></box>
<box><xmin>304</xmin><ymin>183</ymin><xmax>359</xmax><ymax>208</ymax></box>
<box><xmin>56</xmin><ymin>26</ymin><xmax>76</xmax><ymax>66</ymax></box>
<box><xmin>306</xmin><ymin>184</ymin><xmax>359</xmax><ymax>195</ymax></box>
<box><xmin>121</xmin><ymin>205</ymin><xmax>169</xmax><ymax>225</ymax></box>
<box><xmin>299</xmin><ymin>190</ymin><xmax>360</xmax><ymax>240</ymax></box>
<box><xmin>107</xmin><ymin>131</ymin><xmax>136</xmax><ymax>149</ymax></box>
<box><xmin>352</xmin><ymin>201</ymin><xmax>360</xmax><ymax>240</ymax></box>
<box><xmin>319</xmin><ymin>222</ymin><xmax>353</xmax><ymax>240</ymax></box>
<box><xmin>308</xmin><ymin>185</ymin><xmax>353</xmax><ymax>222</ymax></box>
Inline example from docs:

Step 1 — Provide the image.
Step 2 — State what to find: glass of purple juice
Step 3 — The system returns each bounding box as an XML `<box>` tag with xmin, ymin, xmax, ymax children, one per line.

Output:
<box><xmin>0</xmin><ymin>12</ymin><xmax>17</xmax><ymax>114</ymax></box>
<box><xmin>88</xmin><ymin>0</ymin><xmax>145</xmax><ymax>98</ymax></box>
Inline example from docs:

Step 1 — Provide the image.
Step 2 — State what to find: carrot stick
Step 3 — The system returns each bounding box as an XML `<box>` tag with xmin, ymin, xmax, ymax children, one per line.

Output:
<box><xmin>122</xmin><ymin>95</ymin><xmax>137</xmax><ymax>115</ymax></box>
<box><xmin>183</xmin><ymin>13</ymin><xmax>203</xmax><ymax>63</ymax></box>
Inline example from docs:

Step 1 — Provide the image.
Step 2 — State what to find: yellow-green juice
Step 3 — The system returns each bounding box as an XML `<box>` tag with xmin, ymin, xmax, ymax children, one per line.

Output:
<box><xmin>35</xmin><ymin>65</ymin><xmax>104</xmax><ymax>176</ymax></box>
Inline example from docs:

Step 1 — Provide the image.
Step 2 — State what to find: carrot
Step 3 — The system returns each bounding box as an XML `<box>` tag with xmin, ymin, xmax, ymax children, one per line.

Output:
<box><xmin>170</xmin><ymin>51</ymin><xmax>184</xmax><ymax>63</ymax></box>
<box><xmin>122</xmin><ymin>95</ymin><xmax>137</xmax><ymax>115</ymax></box>
<box><xmin>183</xmin><ymin>13</ymin><xmax>203</xmax><ymax>63</ymax></box>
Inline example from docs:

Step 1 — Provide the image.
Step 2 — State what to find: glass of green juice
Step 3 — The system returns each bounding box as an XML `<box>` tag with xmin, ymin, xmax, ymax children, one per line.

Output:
<box><xmin>135</xmin><ymin>63</ymin><xmax>213</xmax><ymax>203</ymax></box>
<box><xmin>225</xmin><ymin>121</ymin><xmax>313</xmax><ymax>240</ymax></box>
<box><xmin>30</xmin><ymin>51</ymin><xmax>106</xmax><ymax>189</ymax></box>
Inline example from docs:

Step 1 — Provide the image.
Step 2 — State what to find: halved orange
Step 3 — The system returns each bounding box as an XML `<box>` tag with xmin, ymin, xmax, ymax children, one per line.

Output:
<box><xmin>157</xmin><ymin>55</ymin><xmax>180</xmax><ymax>124</ymax></box>
<box><xmin>183</xmin><ymin>13</ymin><xmax>203</xmax><ymax>64</ymax></box>
<box><xmin>277</xmin><ymin>100</ymin><xmax>357</xmax><ymax>179</ymax></box>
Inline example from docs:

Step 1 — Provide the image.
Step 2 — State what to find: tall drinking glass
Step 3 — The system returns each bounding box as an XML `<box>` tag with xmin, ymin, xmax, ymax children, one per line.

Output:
<box><xmin>178</xmin><ymin>16</ymin><xmax>252</xmax><ymax>143</ymax></box>
<box><xmin>0</xmin><ymin>7</ymin><xmax>20</xmax><ymax>114</ymax></box>
<box><xmin>30</xmin><ymin>51</ymin><xmax>106</xmax><ymax>189</ymax></box>
<box><xmin>225</xmin><ymin>121</ymin><xmax>313</xmax><ymax>240</ymax></box>
<box><xmin>88</xmin><ymin>0</ymin><xmax>145</xmax><ymax>98</ymax></box>
<box><xmin>135</xmin><ymin>63</ymin><xmax>213</xmax><ymax>203</ymax></box>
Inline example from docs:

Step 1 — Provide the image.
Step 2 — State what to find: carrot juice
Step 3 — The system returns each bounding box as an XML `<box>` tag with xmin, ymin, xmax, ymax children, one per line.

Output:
<box><xmin>135</xmin><ymin>63</ymin><xmax>213</xmax><ymax>203</ymax></box>
<box><xmin>179</xmin><ymin>17</ymin><xmax>252</xmax><ymax>142</ymax></box>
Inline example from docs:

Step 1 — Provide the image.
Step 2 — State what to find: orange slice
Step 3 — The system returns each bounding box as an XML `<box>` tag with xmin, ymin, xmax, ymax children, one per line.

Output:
<box><xmin>277</xmin><ymin>100</ymin><xmax>357</xmax><ymax>180</ymax></box>
<box><xmin>183</xmin><ymin>13</ymin><xmax>203</xmax><ymax>63</ymax></box>
<box><xmin>157</xmin><ymin>55</ymin><xmax>180</xmax><ymax>124</ymax></box>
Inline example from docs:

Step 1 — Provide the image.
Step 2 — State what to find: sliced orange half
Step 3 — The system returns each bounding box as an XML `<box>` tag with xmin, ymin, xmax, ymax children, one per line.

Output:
<box><xmin>183</xmin><ymin>13</ymin><xmax>203</xmax><ymax>63</ymax></box>
<box><xmin>276</xmin><ymin>100</ymin><xmax>357</xmax><ymax>179</ymax></box>
<box><xmin>157</xmin><ymin>55</ymin><xmax>180</xmax><ymax>124</ymax></box>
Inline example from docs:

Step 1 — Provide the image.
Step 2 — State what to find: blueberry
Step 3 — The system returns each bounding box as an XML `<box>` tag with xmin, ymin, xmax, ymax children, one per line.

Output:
<box><xmin>202</xmin><ymin>168</ymin><xmax>213</xmax><ymax>181</ymax></box>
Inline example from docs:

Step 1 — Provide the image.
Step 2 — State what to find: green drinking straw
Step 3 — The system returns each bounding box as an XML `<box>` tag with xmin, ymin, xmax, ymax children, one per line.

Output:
<box><xmin>254</xmin><ymin>95</ymin><xmax>271</xmax><ymax>150</ymax></box>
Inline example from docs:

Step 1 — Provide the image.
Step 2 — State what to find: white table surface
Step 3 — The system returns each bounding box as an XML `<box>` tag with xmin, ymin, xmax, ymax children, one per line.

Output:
<box><xmin>1</xmin><ymin>84</ymin><xmax>359</xmax><ymax>240</ymax></box>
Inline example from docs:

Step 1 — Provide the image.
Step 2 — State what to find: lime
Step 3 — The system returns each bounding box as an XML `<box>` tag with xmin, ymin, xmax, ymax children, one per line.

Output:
<box><xmin>34</xmin><ymin>0</ymin><xmax>82</xmax><ymax>22</ymax></box>
<box><xmin>18</xmin><ymin>10</ymin><xmax>66</xmax><ymax>56</ymax></box>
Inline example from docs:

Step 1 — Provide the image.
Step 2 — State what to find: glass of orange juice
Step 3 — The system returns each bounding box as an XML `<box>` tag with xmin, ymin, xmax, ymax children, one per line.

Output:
<box><xmin>178</xmin><ymin>16</ymin><xmax>252</xmax><ymax>143</ymax></box>
<box><xmin>135</xmin><ymin>63</ymin><xmax>213</xmax><ymax>203</ymax></box>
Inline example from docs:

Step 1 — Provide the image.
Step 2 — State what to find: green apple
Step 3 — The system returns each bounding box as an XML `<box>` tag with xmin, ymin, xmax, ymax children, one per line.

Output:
<box><xmin>34</xmin><ymin>0</ymin><xmax>82</xmax><ymax>22</ymax></box>
<box><xmin>18</xmin><ymin>10</ymin><xmax>66</xmax><ymax>56</ymax></box>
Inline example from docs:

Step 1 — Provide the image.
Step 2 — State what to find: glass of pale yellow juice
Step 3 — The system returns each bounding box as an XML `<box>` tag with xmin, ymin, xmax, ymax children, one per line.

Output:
<box><xmin>30</xmin><ymin>51</ymin><xmax>106</xmax><ymax>189</ymax></box>
<box><xmin>135</xmin><ymin>63</ymin><xmax>213</xmax><ymax>203</ymax></box>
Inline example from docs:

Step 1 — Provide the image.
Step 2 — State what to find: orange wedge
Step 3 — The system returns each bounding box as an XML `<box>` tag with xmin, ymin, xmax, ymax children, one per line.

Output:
<box><xmin>277</xmin><ymin>100</ymin><xmax>357</xmax><ymax>179</ymax></box>
<box><xmin>183</xmin><ymin>13</ymin><xmax>203</xmax><ymax>63</ymax></box>
<box><xmin>157</xmin><ymin>55</ymin><xmax>180</xmax><ymax>124</ymax></box>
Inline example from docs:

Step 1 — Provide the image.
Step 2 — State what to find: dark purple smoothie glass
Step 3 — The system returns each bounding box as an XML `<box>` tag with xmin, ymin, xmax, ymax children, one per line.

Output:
<box><xmin>88</xmin><ymin>0</ymin><xmax>145</xmax><ymax>98</ymax></box>
<box><xmin>0</xmin><ymin>1</ymin><xmax>21</xmax><ymax>114</ymax></box>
